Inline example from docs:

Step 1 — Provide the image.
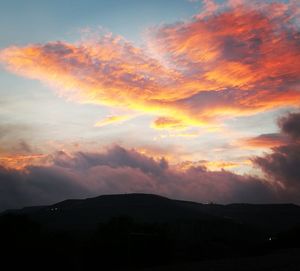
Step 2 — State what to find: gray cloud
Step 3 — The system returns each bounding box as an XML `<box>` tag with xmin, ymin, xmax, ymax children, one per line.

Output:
<box><xmin>278</xmin><ymin>112</ymin><xmax>300</xmax><ymax>140</ymax></box>
<box><xmin>0</xmin><ymin>165</ymin><xmax>88</xmax><ymax>211</ymax></box>
<box><xmin>0</xmin><ymin>124</ymin><xmax>36</xmax><ymax>155</ymax></box>
<box><xmin>0</xmin><ymin>145</ymin><xmax>295</xmax><ymax>212</ymax></box>
<box><xmin>253</xmin><ymin>112</ymin><xmax>300</xmax><ymax>198</ymax></box>
<box><xmin>53</xmin><ymin>146</ymin><xmax>168</xmax><ymax>175</ymax></box>
<box><xmin>254</xmin><ymin>144</ymin><xmax>300</xmax><ymax>187</ymax></box>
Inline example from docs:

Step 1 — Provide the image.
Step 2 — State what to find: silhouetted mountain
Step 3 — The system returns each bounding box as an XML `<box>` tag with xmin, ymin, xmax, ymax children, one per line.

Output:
<box><xmin>3</xmin><ymin>193</ymin><xmax>300</xmax><ymax>233</ymax></box>
<box><xmin>4</xmin><ymin>194</ymin><xmax>216</xmax><ymax>230</ymax></box>
<box><xmin>1</xmin><ymin>193</ymin><xmax>300</xmax><ymax>270</ymax></box>
<box><xmin>197</xmin><ymin>203</ymin><xmax>300</xmax><ymax>233</ymax></box>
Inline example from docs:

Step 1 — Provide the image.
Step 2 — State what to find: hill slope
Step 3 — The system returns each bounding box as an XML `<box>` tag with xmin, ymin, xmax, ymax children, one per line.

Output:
<box><xmin>3</xmin><ymin>193</ymin><xmax>300</xmax><ymax>233</ymax></box>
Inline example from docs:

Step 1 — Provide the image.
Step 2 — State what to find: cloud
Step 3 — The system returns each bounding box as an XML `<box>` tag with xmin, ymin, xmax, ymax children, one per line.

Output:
<box><xmin>149</xmin><ymin>0</ymin><xmax>300</xmax><ymax>92</ymax></box>
<box><xmin>201</xmin><ymin>160</ymin><xmax>249</xmax><ymax>171</ymax></box>
<box><xmin>254</xmin><ymin>144</ymin><xmax>300</xmax><ymax>188</ymax></box>
<box><xmin>151</xmin><ymin>117</ymin><xmax>188</xmax><ymax>130</ymax></box>
<box><xmin>52</xmin><ymin>145</ymin><xmax>168</xmax><ymax>176</ymax></box>
<box><xmin>94</xmin><ymin>115</ymin><xmax>131</xmax><ymax>127</ymax></box>
<box><xmin>238</xmin><ymin>111</ymin><xmax>300</xmax><ymax>149</ymax></box>
<box><xmin>0</xmin><ymin>123</ymin><xmax>46</xmax><ymax>169</ymax></box>
<box><xmin>252</xmin><ymin>111</ymin><xmax>300</xmax><ymax>197</ymax></box>
<box><xmin>0</xmin><ymin>124</ymin><xmax>35</xmax><ymax>154</ymax></box>
<box><xmin>0</xmin><ymin>37</ymin><xmax>182</xmax><ymax>126</ymax></box>
<box><xmin>0</xmin><ymin>145</ymin><xmax>297</xmax><ymax>212</ymax></box>
<box><xmin>278</xmin><ymin>112</ymin><xmax>300</xmax><ymax>140</ymax></box>
<box><xmin>0</xmin><ymin>164</ymin><xmax>89</xmax><ymax>211</ymax></box>
<box><xmin>0</xmin><ymin>154</ymin><xmax>47</xmax><ymax>170</ymax></box>
<box><xmin>1</xmin><ymin>1</ymin><xmax>300</xmax><ymax>129</ymax></box>
<box><xmin>240</xmin><ymin>133</ymin><xmax>289</xmax><ymax>148</ymax></box>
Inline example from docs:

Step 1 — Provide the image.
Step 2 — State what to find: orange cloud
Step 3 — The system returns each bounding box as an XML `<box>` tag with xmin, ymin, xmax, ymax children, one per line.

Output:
<box><xmin>203</xmin><ymin>160</ymin><xmax>250</xmax><ymax>171</ymax></box>
<box><xmin>151</xmin><ymin>117</ymin><xmax>188</xmax><ymax>130</ymax></box>
<box><xmin>1</xmin><ymin>1</ymin><xmax>299</xmax><ymax>129</ymax></box>
<box><xmin>239</xmin><ymin>133</ymin><xmax>288</xmax><ymax>149</ymax></box>
<box><xmin>0</xmin><ymin>154</ymin><xmax>47</xmax><ymax>170</ymax></box>
<box><xmin>175</xmin><ymin>159</ymin><xmax>250</xmax><ymax>172</ymax></box>
<box><xmin>94</xmin><ymin>115</ymin><xmax>131</xmax><ymax>127</ymax></box>
<box><xmin>239</xmin><ymin>112</ymin><xmax>300</xmax><ymax>149</ymax></box>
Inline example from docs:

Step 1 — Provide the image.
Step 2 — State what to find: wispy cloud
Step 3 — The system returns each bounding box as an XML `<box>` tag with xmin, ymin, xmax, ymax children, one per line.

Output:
<box><xmin>239</xmin><ymin>133</ymin><xmax>289</xmax><ymax>149</ymax></box>
<box><xmin>1</xmin><ymin>1</ymin><xmax>299</xmax><ymax>130</ymax></box>
<box><xmin>94</xmin><ymin>115</ymin><xmax>131</xmax><ymax>127</ymax></box>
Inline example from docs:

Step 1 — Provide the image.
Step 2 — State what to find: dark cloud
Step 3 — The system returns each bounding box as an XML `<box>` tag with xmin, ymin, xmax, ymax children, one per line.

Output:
<box><xmin>252</xmin><ymin>112</ymin><xmax>300</xmax><ymax>197</ymax></box>
<box><xmin>278</xmin><ymin>112</ymin><xmax>300</xmax><ymax>140</ymax></box>
<box><xmin>0</xmin><ymin>165</ymin><xmax>88</xmax><ymax>211</ymax></box>
<box><xmin>254</xmin><ymin>144</ymin><xmax>300</xmax><ymax>187</ymax></box>
<box><xmin>0</xmin><ymin>145</ymin><xmax>293</xmax><ymax>212</ymax></box>
<box><xmin>53</xmin><ymin>145</ymin><xmax>168</xmax><ymax>175</ymax></box>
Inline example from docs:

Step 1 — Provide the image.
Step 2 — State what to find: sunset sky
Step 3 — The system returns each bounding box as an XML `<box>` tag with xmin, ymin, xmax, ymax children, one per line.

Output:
<box><xmin>0</xmin><ymin>0</ymin><xmax>300</xmax><ymax>210</ymax></box>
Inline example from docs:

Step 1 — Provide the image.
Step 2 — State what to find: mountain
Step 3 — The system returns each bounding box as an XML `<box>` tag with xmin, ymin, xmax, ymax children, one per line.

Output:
<box><xmin>1</xmin><ymin>193</ymin><xmax>300</xmax><ymax>270</ymax></box>
<box><xmin>3</xmin><ymin>193</ymin><xmax>300</xmax><ymax>233</ymax></box>
<box><xmin>198</xmin><ymin>203</ymin><xmax>300</xmax><ymax>233</ymax></box>
<box><xmin>3</xmin><ymin>193</ymin><xmax>215</xmax><ymax>230</ymax></box>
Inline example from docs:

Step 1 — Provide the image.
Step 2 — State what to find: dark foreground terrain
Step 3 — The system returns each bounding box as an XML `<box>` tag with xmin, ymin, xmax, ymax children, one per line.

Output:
<box><xmin>143</xmin><ymin>249</ymin><xmax>300</xmax><ymax>271</ymax></box>
<box><xmin>1</xmin><ymin>193</ymin><xmax>300</xmax><ymax>270</ymax></box>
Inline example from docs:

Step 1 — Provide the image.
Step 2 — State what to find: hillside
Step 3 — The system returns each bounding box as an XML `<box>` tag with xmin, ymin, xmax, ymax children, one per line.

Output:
<box><xmin>1</xmin><ymin>193</ymin><xmax>300</xmax><ymax>270</ymax></box>
<box><xmin>4</xmin><ymin>193</ymin><xmax>300</xmax><ymax>233</ymax></box>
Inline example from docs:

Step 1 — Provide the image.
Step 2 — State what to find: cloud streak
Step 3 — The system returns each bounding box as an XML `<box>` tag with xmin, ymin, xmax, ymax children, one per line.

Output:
<box><xmin>0</xmin><ymin>1</ymin><xmax>299</xmax><ymax>129</ymax></box>
<box><xmin>240</xmin><ymin>133</ymin><xmax>289</xmax><ymax>148</ymax></box>
<box><xmin>94</xmin><ymin>115</ymin><xmax>131</xmax><ymax>127</ymax></box>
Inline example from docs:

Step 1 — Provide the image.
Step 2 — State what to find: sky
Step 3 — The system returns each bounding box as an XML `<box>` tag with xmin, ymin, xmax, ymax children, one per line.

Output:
<box><xmin>0</xmin><ymin>0</ymin><xmax>300</xmax><ymax>210</ymax></box>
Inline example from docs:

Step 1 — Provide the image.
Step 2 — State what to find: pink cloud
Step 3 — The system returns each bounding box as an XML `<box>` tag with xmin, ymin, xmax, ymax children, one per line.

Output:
<box><xmin>0</xmin><ymin>1</ymin><xmax>299</xmax><ymax>129</ymax></box>
<box><xmin>0</xmin><ymin>145</ymin><xmax>294</xmax><ymax>211</ymax></box>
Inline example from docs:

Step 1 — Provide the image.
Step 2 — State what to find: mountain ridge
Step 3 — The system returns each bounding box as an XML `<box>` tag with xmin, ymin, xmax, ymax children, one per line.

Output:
<box><xmin>2</xmin><ymin>193</ymin><xmax>300</xmax><ymax>233</ymax></box>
